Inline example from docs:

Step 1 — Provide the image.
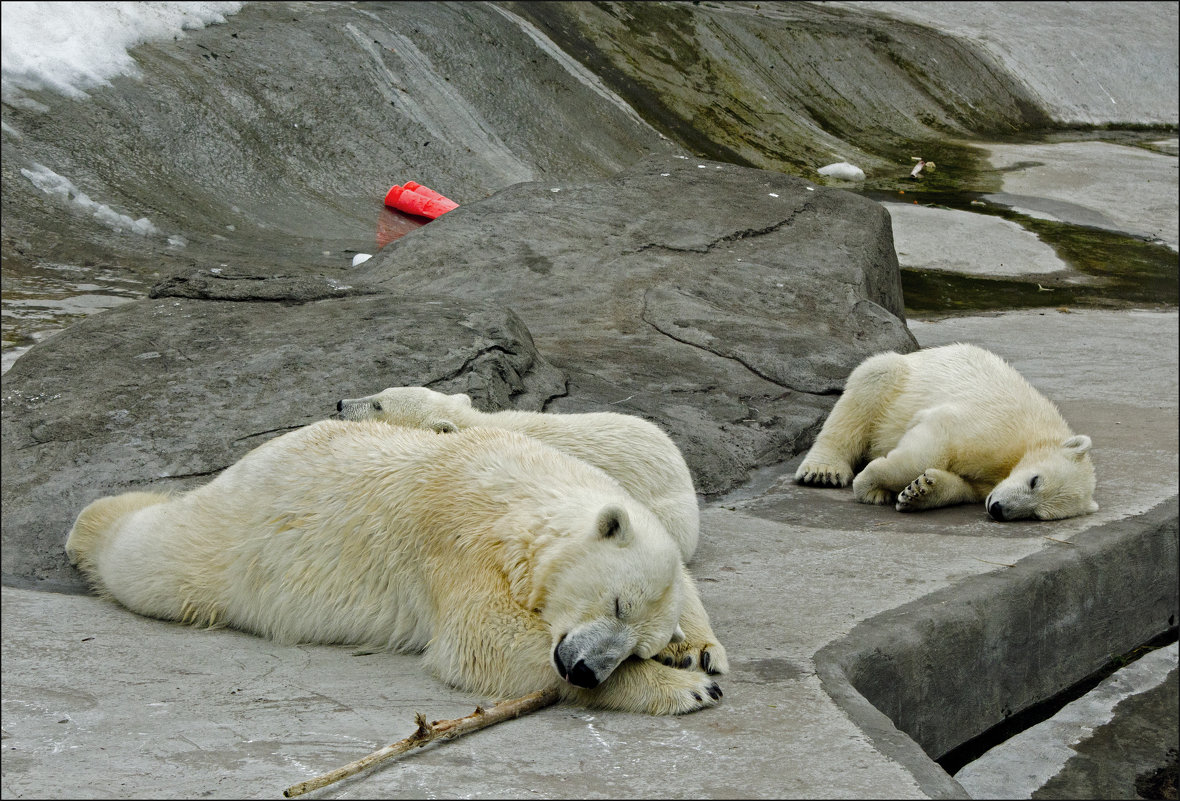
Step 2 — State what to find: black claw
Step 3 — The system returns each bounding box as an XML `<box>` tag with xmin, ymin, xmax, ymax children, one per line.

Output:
<box><xmin>708</xmin><ymin>683</ymin><xmax>722</xmax><ymax>700</ymax></box>
<box><xmin>678</xmin><ymin>655</ymin><xmax>693</xmax><ymax>669</ymax></box>
<box><xmin>701</xmin><ymin>651</ymin><xmax>712</xmax><ymax>673</ymax></box>
<box><xmin>691</xmin><ymin>691</ymin><xmax>702</xmax><ymax>703</ymax></box>
<box><xmin>658</xmin><ymin>656</ymin><xmax>671</xmax><ymax>666</ymax></box>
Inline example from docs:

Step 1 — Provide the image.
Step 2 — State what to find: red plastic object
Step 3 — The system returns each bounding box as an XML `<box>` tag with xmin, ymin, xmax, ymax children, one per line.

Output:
<box><xmin>384</xmin><ymin>183</ymin><xmax>458</xmax><ymax>219</ymax></box>
<box><xmin>404</xmin><ymin>181</ymin><xmax>453</xmax><ymax>204</ymax></box>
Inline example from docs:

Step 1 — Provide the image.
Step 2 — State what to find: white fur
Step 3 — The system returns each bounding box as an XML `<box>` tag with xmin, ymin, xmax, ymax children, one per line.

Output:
<box><xmin>795</xmin><ymin>343</ymin><xmax>1098</xmax><ymax>521</ymax></box>
<box><xmin>336</xmin><ymin>387</ymin><xmax>701</xmax><ymax>560</ymax></box>
<box><xmin>67</xmin><ymin>421</ymin><xmax>725</xmax><ymax>714</ymax></box>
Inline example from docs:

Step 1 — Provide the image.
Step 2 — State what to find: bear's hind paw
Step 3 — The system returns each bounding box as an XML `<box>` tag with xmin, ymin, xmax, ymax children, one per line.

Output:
<box><xmin>896</xmin><ymin>472</ymin><xmax>935</xmax><ymax>511</ymax></box>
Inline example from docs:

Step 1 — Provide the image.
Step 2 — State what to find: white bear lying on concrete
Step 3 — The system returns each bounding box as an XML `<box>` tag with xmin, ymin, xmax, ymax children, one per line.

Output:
<box><xmin>795</xmin><ymin>343</ymin><xmax>1098</xmax><ymax>521</ymax></box>
<box><xmin>336</xmin><ymin>387</ymin><xmax>701</xmax><ymax>560</ymax></box>
<box><xmin>334</xmin><ymin>387</ymin><xmax>723</xmax><ymax>673</ymax></box>
<box><xmin>67</xmin><ymin>421</ymin><xmax>724</xmax><ymax>714</ymax></box>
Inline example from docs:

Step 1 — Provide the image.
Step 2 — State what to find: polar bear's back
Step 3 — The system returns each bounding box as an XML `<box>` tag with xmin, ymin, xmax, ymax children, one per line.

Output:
<box><xmin>899</xmin><ymin>344</ymin><xmax>1060</xmax><ymax>411</ymax></box>
<box><xmin>494</xmin><ymin>408</ymin><xmax>700</xmax><ymax>558</ymax></box>
<box><xmin>505</xmin><ymin>409</ymin><xmax>693</xmax><ymax>488</ymax></box>
<box><xmin>868</xmin><ymin>343</ymin><xmax>1073</xmax><ymax>455</ymax></box>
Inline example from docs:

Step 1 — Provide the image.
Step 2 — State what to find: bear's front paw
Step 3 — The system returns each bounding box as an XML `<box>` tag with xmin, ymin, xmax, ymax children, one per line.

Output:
<box><xmin>794</xmin><ymin>458</ymin><xmax>854</xmax><ymax>487</ymax></box>
<box><xmin>587</xmin><ymin>656</ymin><xmax>724</xmax><ymax>714</ymax></box>
<box><xmin>655</xmin><ymin>640</ymin><xmax>729</xmax><ymax>675</ymax></box>
<box><xmin>896</xmin><ymin>472</ymin><xmax>935</xmax><ymax>511</ymax></box>
<box><xmin>666</xmin><ymin>671</ymin><xmax>724</xmax><ymax>715</ymax></box>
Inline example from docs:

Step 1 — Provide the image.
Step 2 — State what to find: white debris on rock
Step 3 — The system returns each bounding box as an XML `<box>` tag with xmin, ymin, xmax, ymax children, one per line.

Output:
<box><xmin>817</xmin><ymin>162</ymin><xmax>866</xmax><ymax>181</ymax></box>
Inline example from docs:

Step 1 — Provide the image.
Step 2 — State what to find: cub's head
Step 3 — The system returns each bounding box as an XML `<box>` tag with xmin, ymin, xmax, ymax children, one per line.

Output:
<box><xmin>986</xmin><ymin>435</ymin><xmax>1099</xmax><ymax>521</ymax></box>
<box><xmin>536</xmin><ymin>505</ymin><xmax>685</xmax><ymax>690</ymax></box>
<box><xmin>335</xmin><ymin>386</ymin><xmax>472</xmax><ymax>434</ymax></box>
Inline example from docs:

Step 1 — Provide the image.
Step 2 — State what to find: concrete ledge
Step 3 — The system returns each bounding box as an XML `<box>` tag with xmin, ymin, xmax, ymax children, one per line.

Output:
<box><xmin>815</xmin><ymin>496</ymin><xmax>1179</xmax><ymax>798</ymax></box>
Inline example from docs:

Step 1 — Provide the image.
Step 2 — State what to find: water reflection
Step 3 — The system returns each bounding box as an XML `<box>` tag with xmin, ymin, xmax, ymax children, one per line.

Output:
<box><xmin>1</xmin><ymin>261</ymin><xmax>145</xmax><ymax>373</ymax></box>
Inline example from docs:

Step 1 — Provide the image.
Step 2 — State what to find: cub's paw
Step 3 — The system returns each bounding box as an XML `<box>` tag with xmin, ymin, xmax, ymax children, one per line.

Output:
<box><xmin>795</xmin><ymin>458</ymin><xmax>854</xmax><ymax>487</ymax></box>
<box><xmin>655</xmin><ymin>640</ymin><xmax>729</xmax><ymax>675</ymax></box>
<box><xmin>855</xmin><ymin>486</ymin><xmax>896</xmax><ymax>505</ymax></box>
<box><xmin>853</xmin><ymin>471</ymin><xmax>896</xmax><ymax>506</ymax></box>
<box><xmin>896</xmin><ymin>472</ymin><xmax>935</xmax><ymax>511</ymax></box>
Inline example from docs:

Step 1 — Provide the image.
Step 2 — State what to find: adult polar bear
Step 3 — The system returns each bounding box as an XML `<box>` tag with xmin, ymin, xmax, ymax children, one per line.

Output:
<box><xmin>334</xmin><ymin>387</ymin><xmax>724</xmax><ymax>674</ymax></box>
<box><xmin>66</xmin><ymin>421</ymin><xmax>723</xmax><ymax>715</ymax></box>
<box><xmin>795</xmin><ymin>343</ymin><xmax>1098</xmax><ymax>521</ymax></box>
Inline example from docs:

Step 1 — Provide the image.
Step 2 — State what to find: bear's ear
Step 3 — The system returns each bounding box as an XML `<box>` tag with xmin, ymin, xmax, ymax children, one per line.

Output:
<box><xmin>454</xmin><ymin>393</ymin><xmax>473</xmax><ymax>408</ymax></box>
<box><xmin>431</xmin><ymin>419</ymin><xmax>458</xmax><ymax>434</ymax></box>
<box><xmin>1063</xmin><ymin>434</ymin><xmax>1092</xmax><ymax>459</ymax></box>
<box><xmin>596</xmin><ymin>506</ymin><xmax>631</xmax><ymax>545</ymax></box>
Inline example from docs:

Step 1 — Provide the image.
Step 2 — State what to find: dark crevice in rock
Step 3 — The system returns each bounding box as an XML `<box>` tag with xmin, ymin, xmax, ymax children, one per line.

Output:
<box><xmin>232</xmin><ymin>424</ymin><xmax>313</xmax><ymax>445</ymax></box>
<box><xmin>640</xmin><ymin>288</ymin><xmax>797</xmax><ymax>393</ymax></box>
<box><xmin>637</xmin><ymin>202</ymin><xmax>816</xmax><ymax>254</ymax></box>
<box><xmin>128</xmin><ymin>468</ymin><xmax>228</xmax><ymax>483</ymax></box>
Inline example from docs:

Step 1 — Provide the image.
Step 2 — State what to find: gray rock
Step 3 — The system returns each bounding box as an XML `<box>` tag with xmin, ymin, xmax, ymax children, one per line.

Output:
<box><xmin>2</xmin><ymin>155</ymin><xmax>914</xmax><ymax>591</ymax></box>
<box><xmin>1</xmin><ymin>292</ymin><xmax>565</xmax><ymax>591</ymax></box>
<box><xmin>147</xmin><ymin>269</ymin><xmax>382</xmax><ymax>303</ymax></box>
<box><xmin>355</xmin><ymin>154</ymin><xmax>918</xmax><ymax>494</ymax></box>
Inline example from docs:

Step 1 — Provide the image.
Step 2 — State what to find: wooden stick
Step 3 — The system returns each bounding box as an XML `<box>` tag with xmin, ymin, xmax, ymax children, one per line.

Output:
<box><xmin>282</xmin><ymin>688</ymin><xmax>560</xmax><ymax>798</ymax></box>
<box><xmin>972</xmin><ymin>557</ymin><xmax>1017</xmax><ymax>568</ymax></box>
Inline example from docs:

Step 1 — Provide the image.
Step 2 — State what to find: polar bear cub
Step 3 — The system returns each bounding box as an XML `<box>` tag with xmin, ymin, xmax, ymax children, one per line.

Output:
<box><xmin>336</xmin><ymin>387</ymin><xmax>701</xmax><ymax>561</ymax></box>
<box><xmin>66</xmin><ymin>421</ymin><xmax>724</xmax><ymax>715</ymax></box>
<box><xmin>795</xmin><ymin>343</ymin><xmax>1098</xmax><ymax>521</ymax></box>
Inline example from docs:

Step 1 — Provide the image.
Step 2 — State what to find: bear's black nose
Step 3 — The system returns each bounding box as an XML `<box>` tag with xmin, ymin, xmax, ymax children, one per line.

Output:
<box><xmin>336</xmin><ymin>399</ymin><xmax>344</xmax><ymax>412</ymax></box>
<box><xmin>553</xmin><ymin>645</ymin><xmax>599</xmax><ymax>689</ymax></box>
<box><xmin>988</xmin><ymin>501</ymin><xmax>1007</xmax><ymax>521</ymax></box>
<box><xmin>567</xmin><ymin>659</ymin><xmax>599</xmax><ymax>689</ymax></box>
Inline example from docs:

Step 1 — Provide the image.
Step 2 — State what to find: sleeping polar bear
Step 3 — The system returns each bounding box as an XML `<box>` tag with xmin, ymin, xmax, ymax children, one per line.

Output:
<box><xmin>795</xmin><ymin>343</ymin><xmax>1098</xmax><ymax>521</ymax></box>
<box><xmin>66</xmin><ymin>421</ymin><xmax>724</xmax><ymax>714</ymax></box>
<box><xmin>334</xmin><ymin>387</ymin><xmax>724</xmax><ymax>674</ymax></box>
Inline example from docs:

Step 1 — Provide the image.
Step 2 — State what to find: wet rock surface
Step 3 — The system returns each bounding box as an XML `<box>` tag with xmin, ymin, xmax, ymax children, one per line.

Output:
<box><xmin>506</xmin><ymin>0</ymin><xmax>1054</xmax><ymax>175</ymax></box>
<box><xmin>1033</xmin><ymin>669</ymin><xmax>1178</xmax><ymax>800</ymax></box>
